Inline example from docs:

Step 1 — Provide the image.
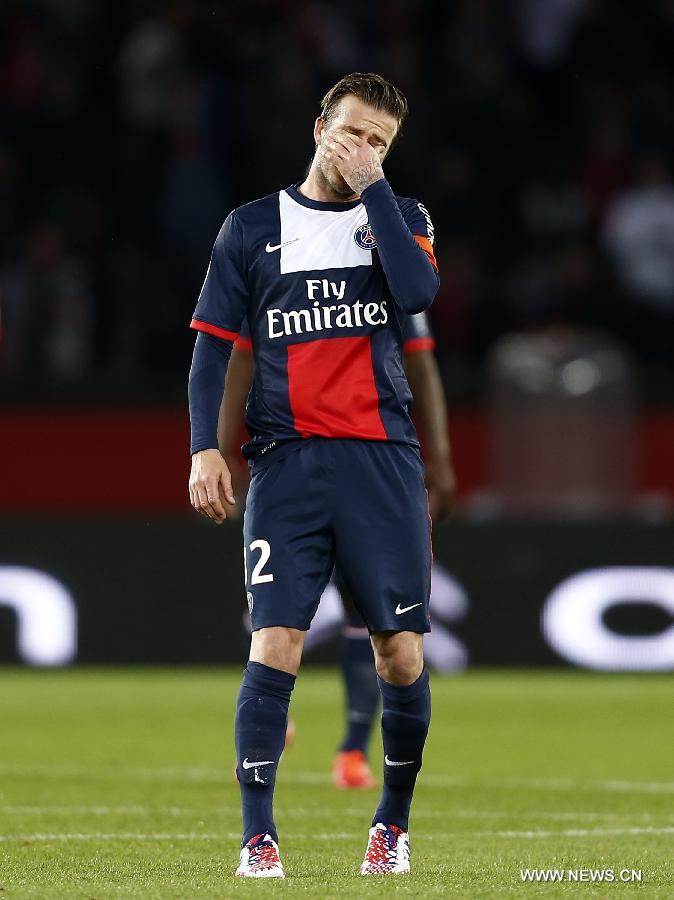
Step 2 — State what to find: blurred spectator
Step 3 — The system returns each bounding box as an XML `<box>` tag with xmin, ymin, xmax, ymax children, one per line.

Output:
<box><xmin>603</xmin><ymin>154</ymin><xmax>674</xmax><ymax>307</ymax></box>
<box><xmin>603</xmin><ymin>153</ymin><xmax>674</xmax><ymax>363</ymax></box>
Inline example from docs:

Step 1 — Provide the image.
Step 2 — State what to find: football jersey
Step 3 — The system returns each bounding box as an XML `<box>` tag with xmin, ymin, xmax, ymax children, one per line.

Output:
<box><xmin>190</xmin><ymin>183</ymin><xmax>437</xmax><ymax>459</ymax></box>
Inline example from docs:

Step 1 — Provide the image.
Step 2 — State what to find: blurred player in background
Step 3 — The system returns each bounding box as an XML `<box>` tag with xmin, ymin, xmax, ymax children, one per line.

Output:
<box><xmin>188</xmin><ymin>73</ymin><xmax>440</xmax><ymax>877</ymax></box>
<box><xmin>219</xmin><ymin>314</ymin><xmax>455</xmax><ymax>790</ymax></box>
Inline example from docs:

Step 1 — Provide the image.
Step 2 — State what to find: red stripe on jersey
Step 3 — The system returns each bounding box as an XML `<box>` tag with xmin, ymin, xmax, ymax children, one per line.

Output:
<box><xmin>414</xmin><ymin>234</ymin><xmax>438</xmax><ymax>271</ymax></box>
<box><xmin>403</xmin><ymin>336</ymin><xmax>436</xmax><ymax>353</ymax></box>
<box><xmin>190</xmin><ymin>319</ymin><xmax>239</xmax><ymax>342</ymax></box>
<box><xmin>234</xmin><ymin>336</ymin><xmax>253</xmax><ymax>352</ymax></box>
<box><xmin>287</xmin><ymin>336</ymin><xmax>387</xmax><ymax>440</ymax></box>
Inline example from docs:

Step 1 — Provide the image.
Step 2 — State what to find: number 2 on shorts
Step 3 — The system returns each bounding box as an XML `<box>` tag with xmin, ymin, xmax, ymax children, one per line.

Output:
<box><xmin>244</xmin><ymin>539</ymin><xmax>274</xmax><ymax>585</ymax></box>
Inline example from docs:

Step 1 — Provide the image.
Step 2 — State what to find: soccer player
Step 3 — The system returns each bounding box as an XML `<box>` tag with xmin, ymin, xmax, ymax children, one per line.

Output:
<box><xmin>218</xmin><ymin>314</ymin><xmax>455</xmax><ymax>791</ymax></box>
<box><xmin>188</xmin><ymin>73</ymin><xmax>440</xmax><ymax>877</ymax></box>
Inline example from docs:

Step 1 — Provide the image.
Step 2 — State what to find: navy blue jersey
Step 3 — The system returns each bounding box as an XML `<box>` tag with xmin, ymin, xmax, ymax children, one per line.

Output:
<box><xmin>190</xmin><ymin>182</ymin><xmax>437</xmax><ymax>458</ymax></box>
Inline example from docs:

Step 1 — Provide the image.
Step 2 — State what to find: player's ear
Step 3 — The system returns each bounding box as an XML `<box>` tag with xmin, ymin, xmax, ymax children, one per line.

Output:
<box><xmin>313</xmin><ymin>116</ymin><xmax>325</xmax><ymax>148</ymax></box>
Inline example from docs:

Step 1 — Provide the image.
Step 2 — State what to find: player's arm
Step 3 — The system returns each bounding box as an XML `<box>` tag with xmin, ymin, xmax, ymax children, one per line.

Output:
<box><xmin>324</xmin><ymin>130</ymin><xmax>439</xmax><ymax>314</ymax></box>
<box><xmin>404</xmin><ymin>347</ymin><xmax>456</xmax><ymax>522</ymax></box>
<box><xmin>189</xmin><ymin>333</ymin><xmax>236</xmax><ymax>523</ymax></box>
<box><xmin>188</xmin><ymin>211</ymin><xmax>249</xmax><ymax>524</ymax></box>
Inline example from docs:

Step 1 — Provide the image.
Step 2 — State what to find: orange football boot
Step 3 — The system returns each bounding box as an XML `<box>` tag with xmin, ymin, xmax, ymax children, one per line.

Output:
<box><xmin>332</xmin><ymin>749</ymin><xmax>377</xmax><ymax>790</ymax></box>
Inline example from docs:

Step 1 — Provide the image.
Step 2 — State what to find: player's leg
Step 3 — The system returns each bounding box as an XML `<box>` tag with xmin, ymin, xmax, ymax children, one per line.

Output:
<box><xmin>333</xmin><ymin>579</ymin><xmax>378</xmax><ymax>789</ymax></box>
<box><xmin>363</xmin><ymin>630</ymin><xmax>430</xmax><ymax>875</ymax></box>
<box><xmin>332</xmin><ymin>440</ymin><xmax>432</xmax><ymax>874</ymax></box>
<box><xmin>235</xmin><ymin>626</ymin><xmax>304</xmax><ymax>861</ymax></box>
<box><xmin>370</xmin><ymin>631</ymin><xmax>430</xmax><ymax>816</ymax></box>
<box><xmin>235</xmin><ymin>446</ymin><xmax>334</xmax><ymax>877</ymax></box>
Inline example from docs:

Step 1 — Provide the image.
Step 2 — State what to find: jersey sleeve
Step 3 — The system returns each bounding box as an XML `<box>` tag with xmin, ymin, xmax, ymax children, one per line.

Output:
<box><xmin>399</xmin><ymin>198</ymin><xmax>438</xmax><ymax>271</ymax></box>
<box><xmin>401</xmin><ymin>311</ymin><xmax>436</xmax><ymax>353</ymax></box>
<box><xmin>190</xmin><ymin>210</ymin><xmax>249</xmax><ymax>341</ymax></box>
<box><xmin>234</xmin><ymin>317</ymin><xmax>253</xmax><ymax>352</ymax></box>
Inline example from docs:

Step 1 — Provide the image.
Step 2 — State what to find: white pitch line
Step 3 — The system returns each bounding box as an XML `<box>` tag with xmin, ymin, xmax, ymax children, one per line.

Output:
<box><xmin>0</xmin><ymin>832</ymin><xmax>231</xmax><ymax>843</ymax></box>
<box><xmin>0</xmin><ymin>826</ymin><xmax>673</xmax><ymax>844</ymax></box>
<box><xmin>599</xmin><ymin>780</ymin><xmax>674</xmax><ymax>794</ymax></box>
<box><xmin>0</xmin><ymin>832</ymin><xmax>356</xmax><ymax>843</ymax></box>
<box><xmin>0</xmin><ymin>764</ymin><xmax>672</xmax><ymax>795</ymax></box>
<box><xmin>0</xmin><ymin>805</ymin><xmax>237</xmax><ymax>817</ymax></box>
<box><xmin>473</xmin><ymin>826</ymin><xmax>674</xmax><ymax>839</ymax></box>
<box><xmin>425</xmin><ymin>810</ymin><xmax>673</xmax><ymax>821</ymax></box>
<box><xmin>490</xmin><ymin>776</ymin><xmax>674</xmax><ymax>795</ymax></box>
<box><xmin>1</xmin><ymin>805</ymin><xmax>671</xmax><ymax>824</ymax></box>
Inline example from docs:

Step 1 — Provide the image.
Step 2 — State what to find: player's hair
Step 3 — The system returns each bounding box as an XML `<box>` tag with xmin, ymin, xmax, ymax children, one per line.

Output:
<box><xmin>320</xmin><ymin>73</ymin><xmax>408</xmax><ymax>144</ymax></box>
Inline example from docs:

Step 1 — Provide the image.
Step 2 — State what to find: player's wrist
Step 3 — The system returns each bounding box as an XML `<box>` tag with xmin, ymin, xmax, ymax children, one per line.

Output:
<box><xmin>350</xmin><ymin>167</ymin><xmax>384</xmax><ymax>195</ymax></box>
<box><xmin>191</xmin><ymin>446</ymin><xmax>221</xmax><ymax>457</ymax></box>
<box><xmin>360</xmin><ymin>175</ymin><xmax>388</xmax><ymax>198</ymax></box>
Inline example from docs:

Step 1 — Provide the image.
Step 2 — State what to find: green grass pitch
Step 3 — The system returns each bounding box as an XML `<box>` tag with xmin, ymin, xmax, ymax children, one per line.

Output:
<box><xmin>0</xmin><ymin>668</ymin><xmax>672</xmax><ymax>898</ymax></box>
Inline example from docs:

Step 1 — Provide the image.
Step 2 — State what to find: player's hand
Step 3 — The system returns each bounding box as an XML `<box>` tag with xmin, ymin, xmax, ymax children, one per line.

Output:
<box><xmin>425</xmin><ymin>455</ymin><xmax>457</xmax><ymax>523</ymax></box>
<box><xmin>221</xmin><ymin>452</ymin><xmax>250</xmax><ymax>520</ymax></box>
<box><xmin>189</xmin><ymin>449</ymin><xmax>235</xmax><ymax>524</ymax></box>
<box><xmin>323</xmin><ymin>128</ymin><xmax>385</xmax><ymax>195</ymax></box>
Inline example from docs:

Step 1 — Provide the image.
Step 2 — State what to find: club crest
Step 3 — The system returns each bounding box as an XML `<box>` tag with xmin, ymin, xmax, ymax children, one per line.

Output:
<box><xmin>354</xmin><ymin>223</ymin><xmax>377</xmax><ymax>250</ymax></box>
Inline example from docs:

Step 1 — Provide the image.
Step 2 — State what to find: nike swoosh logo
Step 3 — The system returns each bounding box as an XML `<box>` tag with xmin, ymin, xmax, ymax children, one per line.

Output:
<box><xmin>242</xmin><ymin>758</ymin><xmax>275</xmax><ymax>769</ymax></box>
<box><xmin>265</xmin><ymin>238</ymin><xmax>299</xmax><ymax>253</ymax></box>
<box><xmin>395</xmin><ymin>602</ymin><xmax>423</xmax><ymax>615</ymax></box>
<box><xmin>385</xmin><ymin>755</ymin><xmax>415</xmax><ymax>766</ymax></box>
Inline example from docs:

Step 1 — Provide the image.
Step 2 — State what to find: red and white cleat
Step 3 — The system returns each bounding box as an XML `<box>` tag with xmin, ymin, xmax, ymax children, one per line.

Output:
<box><xmin>332</xmin><ymin>750</ymin><xmax>377</xmax><ymax>790</ymax></box>
<box><xmin>360</xmin><ymin>822</ymin><xmax>410</xmax><ymax>875</ymax></box>
<box><xmin>235</xmin><ymin>833</ymin><xmax>285</xmax><ymax>878</ymax></box>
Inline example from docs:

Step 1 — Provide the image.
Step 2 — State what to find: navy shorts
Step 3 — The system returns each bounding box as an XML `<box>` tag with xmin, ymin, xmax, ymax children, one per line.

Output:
<box><xmin>243</xmin><ymin>438</ymin><xmax>432</xmax><ymax>634</ymax></box>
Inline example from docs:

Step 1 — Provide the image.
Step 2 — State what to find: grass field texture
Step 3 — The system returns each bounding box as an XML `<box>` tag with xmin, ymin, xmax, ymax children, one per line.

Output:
<box><xmin>0</xmin><ymin>668</ymin><xmax>672</xmax><ymax>898</ymax></box>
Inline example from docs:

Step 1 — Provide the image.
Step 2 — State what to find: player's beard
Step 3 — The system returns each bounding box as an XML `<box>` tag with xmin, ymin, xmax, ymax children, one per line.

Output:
<box><xmin>315</xmin><ymin>153</ymin><xmax>357</xmax><ymax>199</ymax></box>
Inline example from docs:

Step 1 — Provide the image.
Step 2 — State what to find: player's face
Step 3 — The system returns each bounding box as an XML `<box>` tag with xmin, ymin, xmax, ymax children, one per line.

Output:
<box><xmin>314</xmin><ymin>95</ymin><xmax>399</xmax><ymax>196</ymax></box>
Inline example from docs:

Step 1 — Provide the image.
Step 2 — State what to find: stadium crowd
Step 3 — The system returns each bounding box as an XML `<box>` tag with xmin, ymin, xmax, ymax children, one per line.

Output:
<box><xmin>2</xmin><ymin>0</ymin><xmax>674</xmax><ymax>402</ymax></box>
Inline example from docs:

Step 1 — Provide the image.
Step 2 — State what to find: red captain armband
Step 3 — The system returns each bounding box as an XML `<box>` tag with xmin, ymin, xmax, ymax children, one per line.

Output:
<box><xmin>234</xmin><ymin>335</ymin><xmax>253</xmax><ymax>352</ymax></box>
<box><xmin>189</xmin><ymin>319</ymin><xmax>239</xmax><ymax>342</ymax></box>
<box><xmin>403</xmin><ymin>336</ymin><xmax>436</xmax><ymax>354</ymax></box>
<box><xmin>413</xmin><ymin>234</ymin><xmax>438</xmax><ymax>271</ymax></box>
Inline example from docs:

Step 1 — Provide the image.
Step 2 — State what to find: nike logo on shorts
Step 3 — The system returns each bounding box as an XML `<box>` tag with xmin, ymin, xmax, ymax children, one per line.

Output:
<box><xmin>395</xmin><ymin>602</ymin><xmax>422</xmax><ymax>615</ymax></box>
<box><xmin>242</xmin><ymin>758</ymin><xmax>275</xmax><ymax>769</ymax></box>
<box><xmin>265</xmin><ymin>238</ymin><xmax>299</xmax><ymax>253</ymax></box>
<box><xmin>385</xmin><ymin>755</ymin><xmax>415</xmax><ymax>766</ymax></box>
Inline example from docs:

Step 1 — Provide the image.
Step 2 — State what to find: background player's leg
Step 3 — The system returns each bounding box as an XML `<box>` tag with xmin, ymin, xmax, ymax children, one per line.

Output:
<box><xmin>339</xmin><ymin>626</ymin><xmax>378</xmax><ymax>753</ymax></box>
<box><xmin>337</xmin><ymin>584</ymin><xmax>379</xmax><ymax>757</ymax></box>
<box><xmin>370</xmin><ymin>631</ymin><xmax>431</xmax><ymax>831</ymax></box>
<box><xmin>235</xmin><ymin>626</ymin><xmax>305</xmax><ymax>845</ymax></box>
<box><xmin>332</xmin><ymin>598</ymin><xmax>379</xmax><ymax>789</ymax></box>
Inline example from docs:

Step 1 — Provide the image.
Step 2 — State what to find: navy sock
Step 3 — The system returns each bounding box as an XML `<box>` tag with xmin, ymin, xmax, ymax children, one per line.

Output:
<box><xmin>372</xmin><ymin>668</ymin><xmax>431</xmax><ymax>832</ymax></box>
<box><xmin>339</xmin><ymin>630</ymin><xmax>379</xmax><ymax>754</ymax></box>
<box><xmin>235</xmin><ymin>661</ymin><xmax>295</xmax><ymax>846</ymax></box>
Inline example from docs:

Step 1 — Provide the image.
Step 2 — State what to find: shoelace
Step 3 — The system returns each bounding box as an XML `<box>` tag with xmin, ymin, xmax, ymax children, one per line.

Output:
<box><xmin>249</xmin><ymin>838</ymin><xmax>279</xmax><ymax>870</ymax></box>
<box><xmin>366</xmin><ymin>827</ymin><xmax>404</xmax><ymax>866</ymax></box>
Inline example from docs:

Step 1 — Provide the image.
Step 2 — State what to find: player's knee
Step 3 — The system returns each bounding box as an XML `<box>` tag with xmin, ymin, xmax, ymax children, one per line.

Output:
<box><xmin>374</xmin><ymin>637</ymin><xmax>423</xmax><ymax>685</ymax></box>
<box><xmin>249</xmin><ymin>626</ymin><xmax>305</xmax><ymax>675</ymax></box>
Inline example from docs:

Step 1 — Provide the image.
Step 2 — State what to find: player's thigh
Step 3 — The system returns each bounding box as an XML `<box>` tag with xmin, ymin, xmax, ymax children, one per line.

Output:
<box><xmin>243</xmin><ymin>448</ymin><xmax>334</xmax><ymax>632</ymax></box>
<box><xmin>333</xmin><ymin>441</ymin><xmax>431</xmax><ymax>634</ymax></box>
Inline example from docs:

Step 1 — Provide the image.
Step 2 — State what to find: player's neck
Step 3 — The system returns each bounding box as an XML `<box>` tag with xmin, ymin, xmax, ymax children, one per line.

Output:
<box><xmin>298</xmin><ymin>165</ymin><xmax>360</xmax><ymax>205</ymax></box>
